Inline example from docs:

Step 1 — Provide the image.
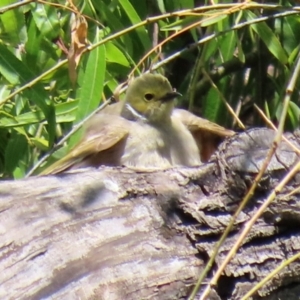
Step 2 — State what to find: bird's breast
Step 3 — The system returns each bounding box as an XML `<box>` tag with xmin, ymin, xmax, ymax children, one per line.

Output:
<box><xmin>120</xmin><ymin>118</ymin><xmax>201</xmax><ymax>168</ymax></box>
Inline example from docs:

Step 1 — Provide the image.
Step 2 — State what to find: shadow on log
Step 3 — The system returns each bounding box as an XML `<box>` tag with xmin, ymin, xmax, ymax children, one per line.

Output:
<box><xmin>1</xmin><ymin>128</ymin><xmax>300</xmax><ymax>299</ymax></box>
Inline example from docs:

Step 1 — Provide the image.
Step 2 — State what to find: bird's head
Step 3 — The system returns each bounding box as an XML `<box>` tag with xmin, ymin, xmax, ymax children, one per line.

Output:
<box><xmin>124</xmin><ymin>73</ymin><xmax>181</xmax><ymax>123</ymax></box>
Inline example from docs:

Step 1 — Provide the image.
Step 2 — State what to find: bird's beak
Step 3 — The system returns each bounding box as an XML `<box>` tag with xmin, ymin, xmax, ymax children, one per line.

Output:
<box><xmin>159</xmin><ymin>91</ymin><xmax>182</xmax><ymax>102</ymax></box>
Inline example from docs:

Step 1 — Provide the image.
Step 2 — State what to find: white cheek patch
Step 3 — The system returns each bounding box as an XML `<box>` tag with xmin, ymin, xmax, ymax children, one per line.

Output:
<box><xmin>125</xmin><ymin>103</ymin><xmax>148</xmax><ymax>122</ymax></box>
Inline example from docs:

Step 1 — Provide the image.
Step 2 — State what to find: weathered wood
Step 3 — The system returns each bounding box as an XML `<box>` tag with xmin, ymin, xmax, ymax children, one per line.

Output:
<box><xmin>1</xmin><ymin>128</ymin><xmax>300</xmax><ymax>299</ymax></box>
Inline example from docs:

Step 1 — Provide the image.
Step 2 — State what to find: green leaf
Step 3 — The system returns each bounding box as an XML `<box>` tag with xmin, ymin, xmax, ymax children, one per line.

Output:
<box><xmin>0</xmin><ymin>0</ymin><xmax>27</xmax><ymax>45</ymax></box>
<box><xmin>105</xmin><ymin>70</ymin><xmax>120</xmax><ymax>94</ymax></box>
<box><xmin>0</xmin><ymin>83</ymin><xmax>12</xmax><ymax>100</ymax></box>
<box><xmin>203</xmin><ymin>78</ymin><xmax>227</xmax><ymax>123</ymax></box>
<box><xmin>157</xmin><ymin>0</ymin><xmax>166</xmax><ymax>13</ymax></box>
<box><xmin>30</xmin><ymin>2</ymin><xmax>60</xmax><ymax>39</ymax></box>
<box><xmin>118</xmin><ymin>0</ymin><xmax>151</xmax><ymax>50</ymax></box>
<box><xmin>54</xmin><ymin>100</ymin><xmax>78</xmax><ymax>121</ymax></box>
<box><xmin>246</xmin><ymin>11</ymin><xmax>288</xmax><ymax>64</ymax></box>
<box><xmin>0</xmin><ymin>48</ymin><xmax>20</xmax><ymax>84</ymax></box>
<box><xmin>69</xmin><ymin>30</ymin><xmax>106</xmax><ymax>148</ymax></box>
<box><xmin>275</xmin><ymin>16</ymin><xmax>299</xmax><ymax>56</ymax></box>
<box><xmin>201</xmin><ymin>14</ymin><xmax>227</xmax><ymax>28</ymax></box>
<box><xmin>4</xmin><ymin>133</ymin><xmax>28</xmax><ymax>175</ymax></box>
<box><xmin>106</xmin><ymin>42</ymin><xmax>130</xmax><ymax>67</ymax></box>
<box><xmin>30</xmin><ymin>137</ymin><xmax>49</xmax><ymax>151</ymax></box>
<box><xmin>76</xmin><ymin>46</ymin><xmax>106</xmax><ymax>121</ymax></box>
<box><xmin>236</xmin><ymin>34</ymin><xmax>245</xmax><ymax>63</ymax></box>
<box><xmin>288</xmin><ymin>45</ymin><xmax>300</xmax><ymax>65</ymax></box>
<box><xmin>0</xmin><ymin>44</ymin><xmax>56</xmax><ymax>147</ymax></box>
<box><xmin>179</xmin><ymin>0</ymin><xmax>194</xmax><ymax>9</ymax></box>
<box><xmin>0</xmin><ymin>100</ymin><xmax>78</xmax><ymax>127</ymax></box>
<box><xmin>129</xmin><ymin>0</ymin><xmax>147</xmax><ymax>18</ymax></box>
<box><xmin>203</xmin><ymin>37</ymin><xmax>219</xmax><ymax>62</ymax></box>
<box><xmin>0</xmin><ymin>44</ymin><xmax>34</xmax><ymax>88</ymax></box>
<box><xmin>25</xmin><ymin>16</ymin><xmax>42</xmax><ymax>61</ymax></box>
<box><xmin>214</xmin><ymin>31</ymin><xmax>236</xmax><ymax>62</ymax></box>
<box><xmin>287</xmin><ymin>101</ymin><xmax>300</xmax><ymax>130</ymax></box>
<box><xmin>92</xmin><ymin>1</ymin><xmax>134</xmax><ymax>56</ymax></box>
<box><xmin>161</xmin><ymin>16</ymin><xmax>199</xmax><ymax>31</ymax></box>
<box><xmin>13</xmin><ymin>167</ymin><xmax>25</xmax><ymax>179</ymax></box>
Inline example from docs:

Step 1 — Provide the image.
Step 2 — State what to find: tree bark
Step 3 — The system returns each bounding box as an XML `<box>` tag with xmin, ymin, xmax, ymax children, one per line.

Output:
<box><xmin>1</xmin><ymin>128</ymin><xmax>300</xmax><ymax>299</ymax></box>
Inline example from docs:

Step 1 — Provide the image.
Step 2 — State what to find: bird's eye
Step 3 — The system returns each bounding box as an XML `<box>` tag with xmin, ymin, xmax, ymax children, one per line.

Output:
<box><xmin>144</xmin><ymin>93</ymin><xmax>154</xmax><ymax>101</ymax></box>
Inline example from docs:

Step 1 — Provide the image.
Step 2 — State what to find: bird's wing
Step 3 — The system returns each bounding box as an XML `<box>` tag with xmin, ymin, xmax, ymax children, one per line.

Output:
<box><xmin>172</xmin><ymin>108</ymin><xmax>235</xmax><ymax>137</ymax></box>
<box><xmin>40</xmin><ymin>115</ymin><xmax>130</xmax><ymax>175</ymax></box>
<box><xmin>172</xmin><ymin>108</ymin><xmax>235</xmax><ymax>162</ymax></box>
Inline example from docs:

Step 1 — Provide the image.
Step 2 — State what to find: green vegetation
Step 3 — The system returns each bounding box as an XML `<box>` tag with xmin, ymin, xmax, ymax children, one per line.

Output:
<box><xmin>0</xmin><ymin>0</ymin><xmax>299</xmax><ymax>178</ymax></box>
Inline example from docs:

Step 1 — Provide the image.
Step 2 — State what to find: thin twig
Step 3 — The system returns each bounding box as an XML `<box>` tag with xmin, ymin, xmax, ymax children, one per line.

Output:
<box><xmin>254</xmin><ymin>104</ymin><xmax>300</xmax><ymax>155</ymax></box>
<box><xmin>201</xmin><ymin>69</ymin><xmax>245</xmax><ymax>129</ymax></box>
<box><xmin>0</xmin><ymin>0</ymin><xmax>35</xmax><ymax>14</ymax></box>
<box><xmin>241</xmin><ymin>243</ymin><xmax>300</xmax><ymax>299</ymax></box>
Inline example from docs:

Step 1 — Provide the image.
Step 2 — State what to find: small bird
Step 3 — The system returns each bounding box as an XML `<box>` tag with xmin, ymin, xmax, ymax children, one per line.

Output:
<box><xmin>40</xmin><ymin>74</ymin><xmax>234</xmax><ymax>175</ymax></box>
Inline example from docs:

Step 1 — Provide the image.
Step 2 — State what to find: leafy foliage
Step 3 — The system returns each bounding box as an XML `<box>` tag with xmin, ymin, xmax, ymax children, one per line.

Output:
<box><xmin>0</xmin><ymin>0</ymin><xmax>299</xmax><ymax>178</ymax></box>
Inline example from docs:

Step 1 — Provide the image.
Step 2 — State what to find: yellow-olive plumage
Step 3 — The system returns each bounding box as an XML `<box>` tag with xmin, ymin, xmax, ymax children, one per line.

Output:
<box><xmin>41</xmin><ymin>74</ymin><xmax>234</xmax><ymax>175</ymax></box>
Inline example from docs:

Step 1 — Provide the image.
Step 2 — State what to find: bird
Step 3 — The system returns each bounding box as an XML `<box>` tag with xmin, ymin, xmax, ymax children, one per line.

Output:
<box><xmin>40</xmin><ymin>73</ymin><xmax>234</xmax><ymax>175</ymax></box>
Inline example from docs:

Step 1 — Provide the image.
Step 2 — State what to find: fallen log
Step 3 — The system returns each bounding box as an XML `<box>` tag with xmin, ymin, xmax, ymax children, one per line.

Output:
<box><xmin>1</xmin><ymin>128</ymin><xmax>300</xmax><ymax>299</ymax></box>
